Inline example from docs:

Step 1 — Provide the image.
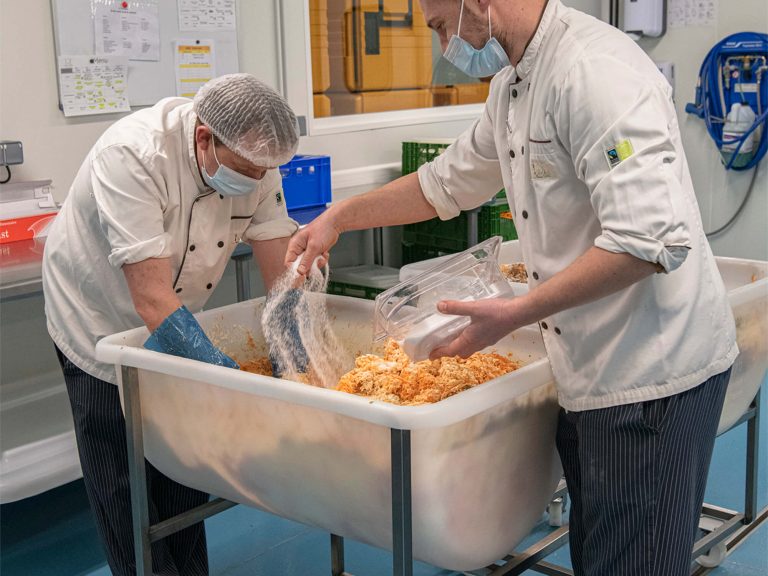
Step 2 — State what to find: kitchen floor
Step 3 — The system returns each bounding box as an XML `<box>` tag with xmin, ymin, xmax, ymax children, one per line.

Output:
<box><xmin>2</xmin><ymin>388</ymin><xmax>766</xmax><ymax>576</ymax></box>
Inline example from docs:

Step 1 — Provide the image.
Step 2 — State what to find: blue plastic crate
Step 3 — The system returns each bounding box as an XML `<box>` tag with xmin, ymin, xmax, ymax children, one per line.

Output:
<box><xmin>279</xmin><ymin>155</ymin><xmax>331</xmax><ymax>211</ymax></box>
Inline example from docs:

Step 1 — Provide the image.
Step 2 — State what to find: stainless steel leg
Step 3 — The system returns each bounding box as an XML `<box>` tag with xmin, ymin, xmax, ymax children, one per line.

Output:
<box><xmin>234</xmin><ymin>255</ymin><xmax>251</xmax><ymax>302</ymax></box>
<box><xmin>745</xmin><ymin>389</ymin><xmax>760</xmax><ymax>524</ymax></box>
<box><xmin>122</xmin><ymin>365</ymin><xmax>152</xmax><ymax>576</ymax></box>
<box><xmin>467</xmin><ymin>209</ymin><xmax>479</xmax><ymax>246</ymax></box>
<box><xmin>373</xmin><ymin>227</ymin><xmax>385</xmax><ymax>266</ymax></box>
<box><xmin>391</xmin><ymin>429</ymin><xmax>413</xmax><ymax>576</ymax></box>
<box><xmin>331</xmin><ymin>534</ymin><xmax>348</xmax><ymax>576</ymax></box>
<box><xmin>609</xmin><ymin>0</ymin><xmax>620</xmax><ymax>27</ymax></box>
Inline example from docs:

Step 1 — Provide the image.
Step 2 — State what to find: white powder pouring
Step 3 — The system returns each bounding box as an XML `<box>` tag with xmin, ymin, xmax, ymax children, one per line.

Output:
<box><xmin>261</xmin><ymin>258</ymin><xmax>349</xmax><ymax>388</ymax></box>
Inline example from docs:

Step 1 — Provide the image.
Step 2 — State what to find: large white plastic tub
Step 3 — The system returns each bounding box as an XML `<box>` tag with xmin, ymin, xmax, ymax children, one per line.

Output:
<box><xmin>716</xmin><ymin>256</ymin><xmax>768</xmax><ymax>433</ymax></box>
<box><xmin>402</xmin><ymin>241</ymin><xmax>768</xmax><ymax>435</ymax></box>
<box><xmin>96</xmin><ymin>295</ymin><xmax>562</xmax><ymax>571</ymax></box>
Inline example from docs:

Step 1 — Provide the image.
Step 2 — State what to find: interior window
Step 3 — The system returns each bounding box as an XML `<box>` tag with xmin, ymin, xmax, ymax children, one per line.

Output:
<box><xmin>309</xmin><ymin>0</ymin><xmax>494</xmax><ymax>118</ymax></box>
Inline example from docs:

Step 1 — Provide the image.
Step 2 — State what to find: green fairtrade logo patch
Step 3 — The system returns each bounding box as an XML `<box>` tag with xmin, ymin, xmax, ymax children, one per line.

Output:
<box><xmin>605</xmin><ymin>139</ymin><xmax>634</xmax><ymax>169</ymax></box>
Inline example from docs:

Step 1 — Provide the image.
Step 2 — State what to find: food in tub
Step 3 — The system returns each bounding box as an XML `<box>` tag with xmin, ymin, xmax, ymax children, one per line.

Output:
<box><xmin>500</xmin><ymin>262</ymin><xmax>528</xmax><ymax>283</ymax></box>
<box><xmin>237</xmin><ymin>338</ymin><xmax>521</xmax><ymax>405</ymax></box>
<box><xmin>336</xmin><ymin>339</ymin><xmax>520</xmax><ymax>405</ymax></box>
<box><xmin>238</xmin><ymin>357</ymin><xmax>273</xmax><ymax>376</ymax></box>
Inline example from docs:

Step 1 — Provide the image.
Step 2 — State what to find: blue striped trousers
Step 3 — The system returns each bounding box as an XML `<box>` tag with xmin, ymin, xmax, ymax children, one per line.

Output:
<box><xmin>56</xmin><ymin>346</ymin><xmax>209</xmax><ymax>576</ymax></box>
<box><xmin>556</xmin><ymin>368</ymin><xmax>731</xmax><ymax>576</ymax></box>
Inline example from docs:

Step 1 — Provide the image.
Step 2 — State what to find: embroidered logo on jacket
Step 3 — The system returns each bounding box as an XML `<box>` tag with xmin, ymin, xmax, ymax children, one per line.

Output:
<box><xmin>605</xmin><ymin>139</ymin><xmax>634</xmax><ymax>169</ymax></box>
<box><xmin>531</xmin><ymin>159</ymin><xmax>557</xmax><ymax>179</ymax></box>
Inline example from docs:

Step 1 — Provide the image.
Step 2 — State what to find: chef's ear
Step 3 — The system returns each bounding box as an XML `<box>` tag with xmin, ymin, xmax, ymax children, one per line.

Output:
<box><xmin>195</xmin><ymin>124</ymin><xmax>214</xmax><ymax>151</ymax></box>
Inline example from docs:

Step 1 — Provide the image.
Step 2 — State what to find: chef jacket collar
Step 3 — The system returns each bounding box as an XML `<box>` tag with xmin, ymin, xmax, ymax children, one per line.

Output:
<box><xmin>513</xmin><ymin>0</ymin><xmax>560</xmax><ymax>82</ymax></box>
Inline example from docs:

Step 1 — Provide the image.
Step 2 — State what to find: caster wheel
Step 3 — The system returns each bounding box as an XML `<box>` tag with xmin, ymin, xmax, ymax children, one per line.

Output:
<box><xmin>696</xmin><ymin>541</ymin><xmax>727</xmax><ymax>568</ymax></box>
<box><xmin>547</xmin><ymin>499</ymin><xmax>564</xmax><ymax>527</ymax></box>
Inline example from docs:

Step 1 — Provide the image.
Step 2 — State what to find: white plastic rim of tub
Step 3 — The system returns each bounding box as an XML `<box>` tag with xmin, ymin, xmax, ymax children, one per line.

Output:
<box><xmin>96</xmin><ymin>295</ymin><xmax>554</xmax><ymax>432</ymax></box>
<box><xmin>716</xmin><ymin>256</ymin><xmax>768</xmax><ymax>297</ymax></box>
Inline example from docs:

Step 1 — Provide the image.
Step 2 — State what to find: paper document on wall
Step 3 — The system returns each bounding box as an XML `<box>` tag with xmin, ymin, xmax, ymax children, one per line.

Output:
<box><xmin>174</xmin><ymin>40</ymin><xmax>216</xmax><ymax>98</ymax></box>
<box><xmin>93</xmin><ymin>0</ymin><xmax>160</xmax><ymax>61</ymax></box>
<box><xmin>57</xmin><ymin>55</ymin><xmax>130</xmax><ymax>117</ymax></box>
<box><xmin>178</xmin><ymin>0</ymin><xmax>236</xmax><ymax>31</ymax></box>
<box><xmin>668</xmin><ymin>0</ymin><xmax>718</xmax><ymax>28</ymax></box>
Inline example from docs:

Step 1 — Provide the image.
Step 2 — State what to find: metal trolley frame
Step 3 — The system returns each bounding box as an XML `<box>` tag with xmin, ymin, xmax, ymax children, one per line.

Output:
<box><xmin>122</xmin><ymin>353</ymin><xmax>763</xmax><ymax>576</ymax></box>
<box><xmin>122</xmin><ymin>255</ymin><xmax>765</xmax><ymax>576</ymax></box>
<box><xmin>122</xmin><ymin>363</ymin><xmax>417</xmax><ymax>576</ymax></box>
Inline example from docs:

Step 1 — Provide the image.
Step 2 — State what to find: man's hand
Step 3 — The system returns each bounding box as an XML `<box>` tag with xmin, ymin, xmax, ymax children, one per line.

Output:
<box><xmin>285</xmin><ymin>172</ymin><xmax>438</xmax><ymax>276</ymax></box>
<box><xmin>285</xmin><ymin>210</ymin><xmax>342</xmax><ymax>276</ymax></box>
<box><xmin>122</xmin><ymin>258</ymin><xmax>238</xmax><ymax>368</ymax></box>
<box><xmin>144</xmin><ymin>305</ymin><xmax>239</xmax><ymax>369</ymax></box>
<box><xmin>429</xmin><ymin>298</ymin><xmax>520</xmax><ymax>359</ymax></box>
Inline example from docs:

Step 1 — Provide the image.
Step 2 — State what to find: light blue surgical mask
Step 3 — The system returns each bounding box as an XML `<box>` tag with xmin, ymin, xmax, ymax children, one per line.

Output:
<box><xmin>443</xmin><ymin>0</ymin><xmax>510</xmax><ymax>78</ymax></box>
<box><xmin>201</xmin><ymin>135</ymin><xmax>260</xmax><ymax>197</ymax></box>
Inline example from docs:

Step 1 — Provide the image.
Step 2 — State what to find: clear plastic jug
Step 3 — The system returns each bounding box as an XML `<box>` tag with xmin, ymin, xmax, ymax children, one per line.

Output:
<box><xmin>373</xmin><ymin>236</ymin><xmax>515</xmax><ymax>360</ymax></box>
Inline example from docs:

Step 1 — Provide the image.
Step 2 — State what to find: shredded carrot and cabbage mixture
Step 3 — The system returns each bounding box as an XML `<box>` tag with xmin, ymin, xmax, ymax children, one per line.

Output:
<box><xmin>240</xmin><ymin>339</ymin><xmax>520</xmax><ymax>406</ymax></box>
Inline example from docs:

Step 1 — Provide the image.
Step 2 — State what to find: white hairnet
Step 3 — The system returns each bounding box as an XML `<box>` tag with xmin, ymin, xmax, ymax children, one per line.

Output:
<box><xmin>193</xmin><ymin>73</ymin><xmax>299</xmax><ymax>168</ymax></box>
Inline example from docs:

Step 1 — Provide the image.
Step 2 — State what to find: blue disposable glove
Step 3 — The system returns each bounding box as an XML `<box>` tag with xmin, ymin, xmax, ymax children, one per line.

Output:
<box><xmin>144</xmin><ymin>306</ymin><xmax>239</xmax><ymax>369</ymax></box>
<box><xmin>267</xmin><ymin>288</ymin><xmax>309</xmax><ymax>377</ymax></box>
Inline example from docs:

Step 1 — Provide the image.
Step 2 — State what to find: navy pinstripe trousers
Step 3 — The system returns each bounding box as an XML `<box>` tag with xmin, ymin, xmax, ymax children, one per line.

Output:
<box><xmin>556</xmin><ymin>368</ymin><xmax>731</xmax><ymax>576</ymax></box>
<box><xmin>56</xmin><ymin>347</ymin><xmax>209</xmax><ymax>576</ymax></box>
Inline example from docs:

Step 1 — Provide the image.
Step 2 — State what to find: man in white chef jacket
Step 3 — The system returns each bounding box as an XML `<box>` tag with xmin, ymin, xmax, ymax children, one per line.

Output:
<box><xmin>287</xmin><ymin>1</ymin><xmax>738</xmax><ymax>574</ymax></box>
<box><xmin>43</xmin><ymin>74</ymin><xmax>300</xmax><ymax>575</ymax></box>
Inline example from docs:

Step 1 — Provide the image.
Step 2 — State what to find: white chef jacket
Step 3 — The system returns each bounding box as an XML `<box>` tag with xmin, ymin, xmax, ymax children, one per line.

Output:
<box><xmin>43</xmin><ymin>97</ymin><xmax>298</xmax><ymax>383</ymax></box>
<box><xmin>418</xmin><ymin>0</ymin><xmax>738</xmax><ymax>411</ymax></box>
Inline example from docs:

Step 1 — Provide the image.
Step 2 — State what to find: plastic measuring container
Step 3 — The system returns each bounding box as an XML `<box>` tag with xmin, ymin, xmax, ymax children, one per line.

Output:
<box><xmin>374</xmin><ymin>236</ymin><xmax>514</xmax><ymax>360</ymax></box>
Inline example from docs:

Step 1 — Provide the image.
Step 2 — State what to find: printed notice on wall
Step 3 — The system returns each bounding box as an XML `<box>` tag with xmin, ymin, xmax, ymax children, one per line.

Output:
<box><xmin>178</xmin><ymin>0</ymin><xmax>236</xmax><ymax>31</ymax></box>
<box><xmin>94</xmin><ymin>0</ymin><xmax>160</xmax><ymax>61</ymax></box>
<box><xmin>668</xmin><ymin>0</ymin><xmax>718</xmax><ymax>28</ymax></box>
<box><xmin>174</xmin><ymin>40</ymin><xmax>216</xmax><ymax>98</ymax></box>
<box><xmin>57</xmin><ymin>55</ymin><xmax>130</xmax><ymax>117</ymax></box>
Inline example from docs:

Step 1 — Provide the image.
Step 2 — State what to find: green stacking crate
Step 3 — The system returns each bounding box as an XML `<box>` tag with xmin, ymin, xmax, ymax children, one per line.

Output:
<box><xmin>400</xmin><ymin>141</ymin><xmax>518</xmax><ymax>265</ymax></box>
<box><xmin>327</xmin><ymin>265</ymin><xmax>401</xmax><ymax>300</ymax></box>
<box><xmin>401</xmin><ymin>243</ymin><xmax>455</xmax><ymax>265</ymax></box>
<box><xmin>500</xmin><ymin>210</ymin><xmax>517</xmax><ymax>241</ymax></box>
<box><xmin>401</xmin><ymin>197</ymin><xmax>517</xmax><ymax>264</ymax></box>
<box><xmin>401</xmin><ymin>139</ymin><xmax>454</xmax><ymax>175</ymax></box>
<box><xmin>479</xmin><ymin>196</ymin><xmax>518</xmax><ymax>241</ymax></box>
<box><xmin>402</xmin><ymin>215</ymin><xmax>469</xmax><ymax>252</ymax></box>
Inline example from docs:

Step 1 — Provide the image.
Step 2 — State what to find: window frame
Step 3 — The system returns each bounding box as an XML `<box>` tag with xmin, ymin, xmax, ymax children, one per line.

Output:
<box><xmin>280</xmin><ymin>1</ymin><xmax>486</xmax><ymax>137</ymax></box>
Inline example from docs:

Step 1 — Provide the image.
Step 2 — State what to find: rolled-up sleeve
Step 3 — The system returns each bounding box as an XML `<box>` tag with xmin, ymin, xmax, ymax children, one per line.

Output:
<box><xmin>243</xmin><ymin>169</ymin><xmax>299</xmax><ymax>242</ymax></box>
<box><xmin>417</xmin><ymin>85</ymin><xmax>504</xmax><ymax>220</ymax></box>
<box><xmin>91</xmin><ymin>145</ymin><xmax>173</xmax><ymax>269</ymax></box>
<box><xmin>555</xmin><ymin>56</ymin><xmax>691</xmax><ymax>272</ymax></box>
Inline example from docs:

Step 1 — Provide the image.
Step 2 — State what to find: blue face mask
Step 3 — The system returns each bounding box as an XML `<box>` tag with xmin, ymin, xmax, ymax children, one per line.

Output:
<box><xmin>201</xmin><ymin>135</ymin><xmax>260</xmax><ymax>197</ymax></box>
<box><xmin>443</xmin><ymin>0</ymin><xmax>510</xmax><ymax>78</ymax></box>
